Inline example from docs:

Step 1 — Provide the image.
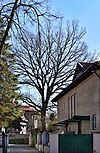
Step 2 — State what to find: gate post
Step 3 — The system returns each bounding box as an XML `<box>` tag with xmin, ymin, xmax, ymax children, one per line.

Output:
<box><xmin>2</xmin><ymin>132</ymin><xmax>7</xmax><ymax>153</ymax></box>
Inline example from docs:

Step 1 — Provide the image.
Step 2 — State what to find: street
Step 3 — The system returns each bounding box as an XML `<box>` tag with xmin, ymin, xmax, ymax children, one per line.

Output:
<box><xmin>7</xmin><ymin>144</ymin><xmax>41</xmax><ymax>153</ymax></box>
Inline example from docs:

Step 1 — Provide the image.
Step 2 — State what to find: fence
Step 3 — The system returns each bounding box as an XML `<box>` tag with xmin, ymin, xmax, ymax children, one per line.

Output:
<box><xmin>59</xmin><ymin>134</ymin><xmax>93</xmax><ymax>153</ymax></box>
<box><xmin>0</xmin><ymin>132</ymin><xmax>9</xmax><ymax>153</ymax></box>
<box><xmin>49</xmin><ymin>133</ymin><xmax>100</xmax><ymax>153</ymax></box>
<box><xmin>36</xmin><ymin>131</ymin><xmax>49</xmax><ymax>153</ymax></box>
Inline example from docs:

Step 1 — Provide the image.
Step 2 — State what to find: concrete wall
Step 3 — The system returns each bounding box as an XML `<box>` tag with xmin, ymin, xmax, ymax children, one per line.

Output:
<box><xmin>49</xmin><ymin>133</ymin><xmax>58</xmax><ymax>153</ymax></box>
<box><xmin>68</xmin><ymin>122</ymin><xmax>78</xmax><ymax>134</ymax></box>
<box><xmin>93</xmin><ymin>134</ymin><xmax>100</xmax><ymax>153</ymax></box>
<box><xmin>82</xmin><ymin>120</ymin><xmax>90</xmax><ymax>134</ymax></box>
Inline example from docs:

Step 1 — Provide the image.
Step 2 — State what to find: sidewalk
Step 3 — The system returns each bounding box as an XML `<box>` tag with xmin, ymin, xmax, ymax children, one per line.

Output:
<box><xmin>8</xmin><ymin>144</ymin><xmax>42</xmax><ymax>153</ymax></box>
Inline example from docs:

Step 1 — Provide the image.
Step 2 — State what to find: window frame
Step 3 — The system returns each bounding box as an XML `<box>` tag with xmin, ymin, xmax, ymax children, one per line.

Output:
<box><xmin>92</xmin><ymin>114</ymin><xmax>96</xmax><ymax>130</ymax></box>
<box><xmin>68</xmin><ymin>93</ymin><xmax>77</xmax><ymax>118</ymax></box>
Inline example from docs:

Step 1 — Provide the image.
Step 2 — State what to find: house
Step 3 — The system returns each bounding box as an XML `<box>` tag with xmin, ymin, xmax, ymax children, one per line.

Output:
<box><xmin>52</xmin><ymin>61</ymin><xmax>100</xmax><ymax>134</ymax></box>
<box><xmin>9</xmin><ymin>105</ymin><xmax>41</xmax><ymax>134</ymax></box>
<box><xmin>21</xmin><ymin>106</ymin><xmax>41</xmax><ymax>133</ymax></box>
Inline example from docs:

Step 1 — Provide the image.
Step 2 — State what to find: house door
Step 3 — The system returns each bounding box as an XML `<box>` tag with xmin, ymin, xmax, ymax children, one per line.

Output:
<box><xmin>78</xmin><ymin>121</ymin><xmax>82</xmax><ymax>134</ymax></box>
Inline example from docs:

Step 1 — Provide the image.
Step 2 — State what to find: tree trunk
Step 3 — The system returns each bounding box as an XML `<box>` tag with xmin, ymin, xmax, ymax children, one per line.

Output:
<box><xmin>0</xmin><ymin>0</ymin><xmax>19</xmax><ymax>55</ymax></box>
<box><xmin>41</xmin><ymin>108</ymin><xmax>46</xmax><ymax>131</ymax></box>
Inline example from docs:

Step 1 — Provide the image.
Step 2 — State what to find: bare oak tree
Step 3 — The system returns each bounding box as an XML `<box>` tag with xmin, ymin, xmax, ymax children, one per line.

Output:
<box><xmin>15</xmin><ymin>19</ymin><xmax>89</xmax><ymax>130</ymax></box>
<box><xmin>0</xmin><ymin>0</ymin><xmax>53</xmax><ymax>55</ymax></box>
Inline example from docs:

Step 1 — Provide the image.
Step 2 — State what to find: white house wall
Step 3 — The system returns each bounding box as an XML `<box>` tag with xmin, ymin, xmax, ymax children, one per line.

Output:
<box><xmin>57</xmin><ymin>71</ymin><xmax>100</xmax><ymax>133</ymax></box>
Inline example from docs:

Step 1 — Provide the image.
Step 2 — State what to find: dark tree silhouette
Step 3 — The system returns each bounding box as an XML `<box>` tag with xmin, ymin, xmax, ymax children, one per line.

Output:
<box><xmin>0</xmin><ymin>0</ymin><xmax>54</xmax><ymax>55</ymax></box>
<box><xmin>15</xmin><ymin>19</ymin><xmax>89</xmax><ymax>130</ymax></box>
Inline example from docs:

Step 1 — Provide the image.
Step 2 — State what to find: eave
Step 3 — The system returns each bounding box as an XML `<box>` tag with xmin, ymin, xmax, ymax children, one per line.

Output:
<box><xmin>52</xmin><ymin>62</ymin><xmax>100</xmax><ymax>102</ymax></box>
<box><xmin>53</xmin><ymin>115</ymin><xmax>90</xmax><ymax>126</ymax></box>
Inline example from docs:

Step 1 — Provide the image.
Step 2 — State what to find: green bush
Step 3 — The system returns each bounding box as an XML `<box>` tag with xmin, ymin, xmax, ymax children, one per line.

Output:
<box><xmin>9</xmin><ymin>138</ymin><xmax>29</xmax><ymax>144</ymax></box>
<box><xmin>31</xmin><ymin>133</ymin><xmax>37</xmax><ymax>147</ymax></box>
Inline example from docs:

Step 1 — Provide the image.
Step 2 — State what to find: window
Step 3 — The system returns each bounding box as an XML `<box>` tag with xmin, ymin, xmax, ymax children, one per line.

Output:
<box><xmin>68</xmin><ymin>93</ymin><xmax>77</xmax><ymax>118</ymax></box>
<box><xmin>68</xmin><ymin>97</ymin><xmax>70</xmax><ymax>118</ymax></box>
<box><xmin>70</xmin><ymin>96</ymin><xmax>72</xmax><ymax>117</ymax></box>
<box><xmin>74</xmin><ymin>93</ymin><xmax>77</xmax><ymax>115</ymax></box>
<box><xmin>64</xmin><ymin>102</ymin><xmax>66</xmax><ymax>110</ymax></box>
<box><xmin>92</xmin><ymin>114</ymin><xmax>96</xmax><ymax>130</ymax></box>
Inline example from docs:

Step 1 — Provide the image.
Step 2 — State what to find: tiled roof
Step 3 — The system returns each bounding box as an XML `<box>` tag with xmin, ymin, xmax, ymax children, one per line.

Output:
<box><xmin>21</xmin><ymin>106</ymin><xmax>34</xmax><ymax>111</ymax></box>
<box><xmin>73</xmin><ymin>62</ymin><xmax>93</xmax><ymax>81</ymax></box>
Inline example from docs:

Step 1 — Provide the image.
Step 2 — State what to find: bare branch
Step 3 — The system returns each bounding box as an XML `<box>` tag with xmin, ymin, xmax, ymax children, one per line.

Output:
<box><xmin>23</xmin><ymin>96</ymin><xmax>41</xmax><ymax>112</ymax></box>
<box><xmin>0</xmin><ymin>0</ymin><xmax>57</xmax><ymax>55</ymax></box>
<box><xmin>15</xmin><ymin>19</ymin><xmax>89</xmax><ymax>116</ymax></box>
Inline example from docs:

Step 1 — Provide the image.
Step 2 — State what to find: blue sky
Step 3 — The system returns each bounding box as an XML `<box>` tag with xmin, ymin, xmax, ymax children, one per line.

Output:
<box><xmin>51</xmin><ymin>0</ymin><xmax>100</xmax><ymax>54</ymax></box>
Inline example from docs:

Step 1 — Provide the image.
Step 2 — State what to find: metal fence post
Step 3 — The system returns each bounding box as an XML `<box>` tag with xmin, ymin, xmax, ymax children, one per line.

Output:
<box><xmin>2</xmin><ymin>132</ymin><xmax>7</xmax><ymax>153</ymax></box>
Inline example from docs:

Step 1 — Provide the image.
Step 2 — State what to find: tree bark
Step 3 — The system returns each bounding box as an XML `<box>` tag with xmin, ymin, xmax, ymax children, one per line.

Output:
<box><xmin>41</xmin><ymin>107</ymin><xmax>46</xmax><ymax>131</ymax></box>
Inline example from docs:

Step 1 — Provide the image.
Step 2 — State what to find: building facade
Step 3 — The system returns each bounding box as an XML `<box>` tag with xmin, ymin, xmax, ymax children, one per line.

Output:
<box><xmin>52</xmin><ymin>61</ymin><xmax>100</xmax><ymax>134</ymax></box>
<box><xmin>21</xmin><ymin>106</ymin><xmax>41</xmax><ymax>133</ymax></box>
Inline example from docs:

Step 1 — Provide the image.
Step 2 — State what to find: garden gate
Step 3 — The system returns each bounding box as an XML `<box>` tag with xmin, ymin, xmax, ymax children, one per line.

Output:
<box><xmin>58</xmin><ymin>134</ymin><xmax>93</xmax><ymax>153</ymax></box>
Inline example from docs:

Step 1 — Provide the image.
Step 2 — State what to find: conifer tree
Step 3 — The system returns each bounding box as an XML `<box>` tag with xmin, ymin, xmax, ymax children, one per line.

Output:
<box><xmin>0</xmin><ymin>18</ymin><xmax>21</xmax><ymax>128</ymax></box>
